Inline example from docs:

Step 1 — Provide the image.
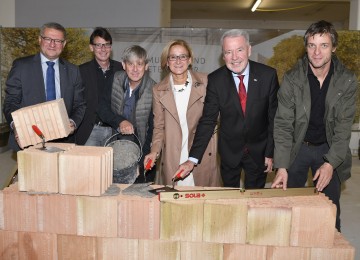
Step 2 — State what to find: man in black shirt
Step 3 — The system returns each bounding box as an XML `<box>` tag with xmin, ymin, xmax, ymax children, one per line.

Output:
<box><xmin>76</xmin><ymin>27</ymin><xmax>123</xmax><ymax>145</ymax></box>
<box><xmin>272</xmin><ymin>20</ymin><xmax>358</xmax><ymax>231</ymax></box>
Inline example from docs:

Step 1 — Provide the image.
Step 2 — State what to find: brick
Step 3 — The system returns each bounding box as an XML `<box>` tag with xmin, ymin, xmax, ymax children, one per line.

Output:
<box><xmin>160</xmin><ymin>201</ymin><xmax>204</xmax><ymax>241</ymax></box>
<box><xmin>247</xmin><ymin>197</ymin><xmax>292</xmax><ymax>246</ymax></box>
<box><xmin>37</xmin><ymin>193</ymin><xmax>77</xmax><ymax>235</ymax></box>
<box><xmin>267</xmin><ymin>246</ymin><xmax>311</xmax><ymax>260</ymax></box>
<box><xmin>0</xmin><ymin>230</ymin><xmax>19</xmax><ymax>259</ymax></box>
<box><xmin>77</xmin><ymin>196</ymin><xmax>118</xmax><ymax>237</ymax></box>
<box><xmin>138</xmin><ymin>239</ymin><xmax>180</xmax><ymax>260</ymax></box>
<box><xmin>18</xmin><ymin>231</ymin><xmax>57</xmax><ymax>259</ymax></box>
<box><xmin>289</xmin><ymin>195</ymin><xmax>336</xmax><ymax>248</ymax></box>
<box><xmin>17</xmin><ymin>143</ymin><xmax>75</xmax><ymax>193</ymax></box>
<box><xmin>50</xmin><ymin>100</ymin><xmax>70</xmax><ymax>137</ymax></box>
<box><xmin>57</xmin><ymin>234</ymin><xmax>97</xmax><ymax>259</ymax></box>
<box><xmin>59</xmin><ymin>146</ymin><xmax>113</xmax><ymax>196</ymax></box>
<box><xmin>117</xmin><ymin>194</ymin><xmax>160</xmax><ymax>239</ymax></box>
<box><xmin>2</xmin><ymin>186</ymin><xmax>38</xmax><ymax>232</ymax></box>
<box><xmin>11</xmin><ymin>99</ymin><xmax>71</xmax><ymax>147</ymax></box>
<box><xmin>203</xmin><ymin>199</ymin><xmax>247</xmax><ymax>243</ymax></box>
<box><xmin>97</xmin><ymin>237</ymin><xmax>138</xmax><ymax>259</ymax></box>
<box><xmin>310</xmin><ymin>232</ymin><xmax>355</xmax><ymax>260</ymax></box>
<box><xmin>180</xmin><ymin>241</ymin><xmax>223</xmax><ymax>260</ymax></box>
<box><xmin>0</xmin><ymin>192</ymin><xmax>3</xmax><ymax>230</ymax></box>
<box><xmin>223</xmin><ymin>244</ymin><xmax>267</xmax><ymax>260</ymax></box>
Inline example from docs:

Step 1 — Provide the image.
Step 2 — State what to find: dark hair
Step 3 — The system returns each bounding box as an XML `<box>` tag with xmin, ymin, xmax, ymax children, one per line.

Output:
<box><xmin>89</xmin><ymin>27</ymin><xmax>112</xmax><ymax>45</ymax></box>
<box><xmin>40</xmin><ymin>22</ymin><xmax>66</xmax><ymax>39</ymax></box>
<box><xmin>304</xmin><ymin>20</ymin><xmax>338</xmax><ymax>47</ymax></box>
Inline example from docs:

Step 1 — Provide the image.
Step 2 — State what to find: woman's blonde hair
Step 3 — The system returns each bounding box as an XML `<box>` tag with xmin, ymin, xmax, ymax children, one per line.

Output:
<box><xmin>160</xmin><ymin>39</ymin><xmax>193</xmax><ymax>71</ymax></box>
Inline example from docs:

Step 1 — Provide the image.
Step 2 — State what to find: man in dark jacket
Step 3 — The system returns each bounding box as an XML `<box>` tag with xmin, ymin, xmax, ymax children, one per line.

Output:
<box><xmin>271</xmin><ymin>20</ymin><xmax>358</xmax><ymax>231</ymax></box>
<box><xmin>3</xmin><ymin>22</ymin><xmax>85</xmax><ymax>151</ymax></box>
<box><xmin>174</xmin><ymin>29</ymin><xmax>279</xmax><ymax>189</ymax></box>
<box><xmin>76</xmin><ymin>27</ymin><xmax>123</xmax><ymax>145</ymax></box>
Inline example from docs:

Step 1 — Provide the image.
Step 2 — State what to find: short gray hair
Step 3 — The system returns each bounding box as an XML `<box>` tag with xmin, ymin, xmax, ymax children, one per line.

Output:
<box><xmin>40</xmin><ymin>22</ymin><xmax>66</xmax><ymax>39</ymax></box>
<box><xmin>220</xmin><ymin>29</ymin><xmax>250</xmax><ymax>48</ymax></box>
<box><xmin>122</xmin><ymin>45</ymin><xmax>148</xmax><ymax>64</ymax></box>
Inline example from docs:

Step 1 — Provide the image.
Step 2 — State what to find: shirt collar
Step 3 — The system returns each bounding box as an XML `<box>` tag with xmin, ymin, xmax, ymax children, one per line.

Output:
<box><xmin>40</xmin><ymin>53</ymin><xmax>59</xmax><ymax>64</ymax></box>
<box><xmin>307</xmin><ymin>61</ymin><xmax>334</xmax><ymax>78</ymax></box>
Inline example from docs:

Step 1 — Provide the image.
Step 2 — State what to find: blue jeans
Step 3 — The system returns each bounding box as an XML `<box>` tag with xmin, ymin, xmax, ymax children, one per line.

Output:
<box><xmin>84</xmin><ymin>125</ymin><xmax>113</xmax><ymax>146</ymax></box>
<box><xmin>288</xmin><ymin>142</ymin><xmax>341</xmax><ymax>231</ymax></box>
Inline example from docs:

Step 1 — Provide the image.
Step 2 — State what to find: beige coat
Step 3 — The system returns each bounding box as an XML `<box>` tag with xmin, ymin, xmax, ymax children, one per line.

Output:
<box><xmin>151</xmin><ymin>70</ymin><xmax>221</xmax><ymax>186</ymax></box>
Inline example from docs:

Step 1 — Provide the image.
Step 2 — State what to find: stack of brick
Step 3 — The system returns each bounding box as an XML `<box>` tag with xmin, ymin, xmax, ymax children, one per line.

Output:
<box><xmin>59</xmin><ymin>146</ymin><xmax>113</xmax><ymax>196</ymax></box>
<box><xmin>11</xmin><ymin>99</ymin><xmax>71</xmax><ymax>148</ymax></box>
<box><xmin>17</xmin><ymin>143</ymin><xmax>76</xmax><ymax>193</ymax></box>
<box><xmin>17</xmin><ymin>144</ymin><xmax>113</xmax><ymax>196</ymax></box>
<box><xmin>0</xmin><ymin>183</ymin><xmax>355</xmax><ymax>259</ymax></box>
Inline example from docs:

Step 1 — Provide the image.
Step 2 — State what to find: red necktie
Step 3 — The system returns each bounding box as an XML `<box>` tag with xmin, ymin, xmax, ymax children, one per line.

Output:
<box><xmin>238</xmin><ymin>75</ymin><xmax>246</xmax><ymax>115</ymax></box>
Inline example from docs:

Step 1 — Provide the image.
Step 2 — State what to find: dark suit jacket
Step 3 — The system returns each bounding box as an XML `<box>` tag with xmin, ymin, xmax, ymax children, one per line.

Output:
<box><xmin>76</xmin><ymin>59</ymin><xmax>123</xmax><ymax>145</ymax></box>
<box><xmin>3</xmin><ymin>53</ymin><xmax>86</xmax><ymax>151</ymax></box>
<box><xmin>189</xmin><ymin>60</ymin><xmax>279</xmax><ymax>168</ymax></box>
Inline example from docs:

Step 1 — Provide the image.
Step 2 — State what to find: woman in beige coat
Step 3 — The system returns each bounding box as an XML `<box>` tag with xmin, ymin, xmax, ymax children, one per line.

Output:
<box><xmin>144</xmin><ymin>39</ymin><xmax>221</xmax><ymax>187</ymax></box>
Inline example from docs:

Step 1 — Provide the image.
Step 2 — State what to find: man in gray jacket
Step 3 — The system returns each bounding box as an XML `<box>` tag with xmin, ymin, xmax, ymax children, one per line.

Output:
<box><xmin>272</xmin><ymin>20</ymin><xmax>358</xmax><ymax>231</ymax></box>
<box><xmin>98</xmin><ymin>45</ymin><xmax>156</xmax><ymax>183</ymax></box>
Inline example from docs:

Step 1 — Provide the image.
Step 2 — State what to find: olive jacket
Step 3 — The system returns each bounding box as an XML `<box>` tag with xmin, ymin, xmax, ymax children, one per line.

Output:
<box><xmin>274</xmin><ymin>55</ymin><xmax>358</xmax><ymax>182</ymax></box>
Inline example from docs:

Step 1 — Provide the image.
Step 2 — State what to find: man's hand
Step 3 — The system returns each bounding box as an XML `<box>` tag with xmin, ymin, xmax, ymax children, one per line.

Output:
<box><xmin>173</xmin><ymin>160</ymin><xmax>195</xmax><ymax>181</ymax></box>
<box><xmin>144</xmin><ymin>152</ymin><xmax>157</xmax><ymax>170</ymax></box>
<box><xmin>264</xmin><ymin>157</ymin><xmax>273</xmax><ymax>173</ymax></box>
<box><xmin>271</xmin><ymin>168</ymin><xmax>288</xmax><ymax>190</ymax></box>
<box><xmin>119</xmin><ymin>120</ymin><xmax>134</xmax><ymax>135</ymax></box>
<box><xmin>69</xmin><ymin>120</ymin><xmax>75</xmax><ymax>135</ymax></box>
<box><xmin>313</xmin><ymin>162</ymin><xmax>333</xmax><ymax>192</ymax></box>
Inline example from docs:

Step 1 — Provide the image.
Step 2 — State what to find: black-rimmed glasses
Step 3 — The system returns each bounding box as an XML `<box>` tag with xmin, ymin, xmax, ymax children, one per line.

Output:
<box><xmin>168</xmin><ymin>54</ymin><xmax>189</xmax><ymax>61</ymax></box>
<box><xmin>40</xmin><ymin>35</ymin><xmax>65</xmax><ymax>45</ymax></box>
<box><xmin>92</xmin><ymin>43</ymin><xmax>112</xmax><ymax>49</ymax></box>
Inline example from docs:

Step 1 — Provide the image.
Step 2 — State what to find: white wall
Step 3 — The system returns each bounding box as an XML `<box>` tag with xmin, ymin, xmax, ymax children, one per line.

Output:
<box><xmin>0</xmin><ymin>0</ymin><xmax>15</xmax><ymax>27</ymax></box>
<box><xmin>14</xmin><ymin>0</ymin><xmax>170</xmax><ymax>27</ymax></box>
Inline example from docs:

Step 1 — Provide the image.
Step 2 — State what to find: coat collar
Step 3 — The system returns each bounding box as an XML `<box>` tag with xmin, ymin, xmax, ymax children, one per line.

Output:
<box><xmin>296</xmin><ymin>55</ymin><xmax>344</xmax><ymax>118</ymax></box>
<box><xmin>157</xmin><ymin>70</ymin><xmax>206</xmax><ymax>124</ymax></box>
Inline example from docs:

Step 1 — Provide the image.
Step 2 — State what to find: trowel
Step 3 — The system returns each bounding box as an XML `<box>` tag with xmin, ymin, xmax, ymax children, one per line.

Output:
<box><xmin>31</xmin><ymin>125</ymin><xmax>64</xmax><ymax>153</ymax></box>
<box><xmin>148</xmin><ymin>169</ymin><xmax>183</xmax><ymax>194</ymax></box>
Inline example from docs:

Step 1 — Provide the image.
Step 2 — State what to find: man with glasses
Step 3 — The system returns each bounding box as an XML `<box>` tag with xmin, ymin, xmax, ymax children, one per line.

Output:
<box><xmin>3</xmin><ymin>22</ymin><xmax>86</xmax><ymax>151</ymax></box>
<box><xmin>76</xmin><ymin>27</ymin><xmax>123</xmax><ymax>145</ymax></box>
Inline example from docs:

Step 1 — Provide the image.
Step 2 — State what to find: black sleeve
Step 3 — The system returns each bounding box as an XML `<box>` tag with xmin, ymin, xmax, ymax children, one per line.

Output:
<box><xmin>97</xmin><ymin>76</ymin><xmax>126</xmax><ymax>130</ymax></box>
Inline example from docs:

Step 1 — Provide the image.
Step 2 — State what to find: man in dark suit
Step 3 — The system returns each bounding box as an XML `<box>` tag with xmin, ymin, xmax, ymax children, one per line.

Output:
<box><xmin>175</xmin><ymin>29</ymin><xmax>279</xmax><ymax>188</ymax></box>
<box><xmin>3</xmin><ymin>22</ymin><xmax>86</xmax><ymax>151</ymax></box>
<box><xmin>76</xmin><ymin>27</ymin><xmax>123</xmax><ymax>145</ymax></box>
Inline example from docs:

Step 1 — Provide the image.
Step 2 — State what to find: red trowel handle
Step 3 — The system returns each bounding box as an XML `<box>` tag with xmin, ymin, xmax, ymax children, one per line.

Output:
<box><xmin>145</xmin><ymin>159</ymin><xmax>153</xmax><ymax>171</ymax></box>
<box><xmin>32</xmin><ymin>125</ymin><xmax>45</xmax><ymax>139</ymax></box>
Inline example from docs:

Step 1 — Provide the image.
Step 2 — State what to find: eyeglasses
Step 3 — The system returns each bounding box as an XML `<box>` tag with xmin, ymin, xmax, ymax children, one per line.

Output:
<box><xmin>168</xmin><ymin>54</ymin><xmax>189</xmax><ymax>61</ymax></box>
<box><xmin>92</xmin><ymin>43</ymin><xmax>112</xmax><ymax>49</ymax></box>
<box><xmin>40</xmin><ymin>35</ymin><xmax>65</xmax><ymax>45</ymax></box>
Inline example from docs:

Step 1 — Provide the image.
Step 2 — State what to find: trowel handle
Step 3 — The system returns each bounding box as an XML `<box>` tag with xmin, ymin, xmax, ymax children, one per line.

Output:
<box><xmin>145</xmin><ymin>159</ymin><xmax>153</xmax><ymax>170</ymax></box>
<box><xmin>32</xmin><ymin>125</ymin><xmax>46</xmax><ymax>148</ymax></box>
<box><xmin>172</xmin><ymin>169</ymin><xmax>184</xmax><ymax>182</ymax></box>
<box><xmin>32</xmin><ymin>125</ymin><xmax>45</xmax><ymax>139</ymax></box>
